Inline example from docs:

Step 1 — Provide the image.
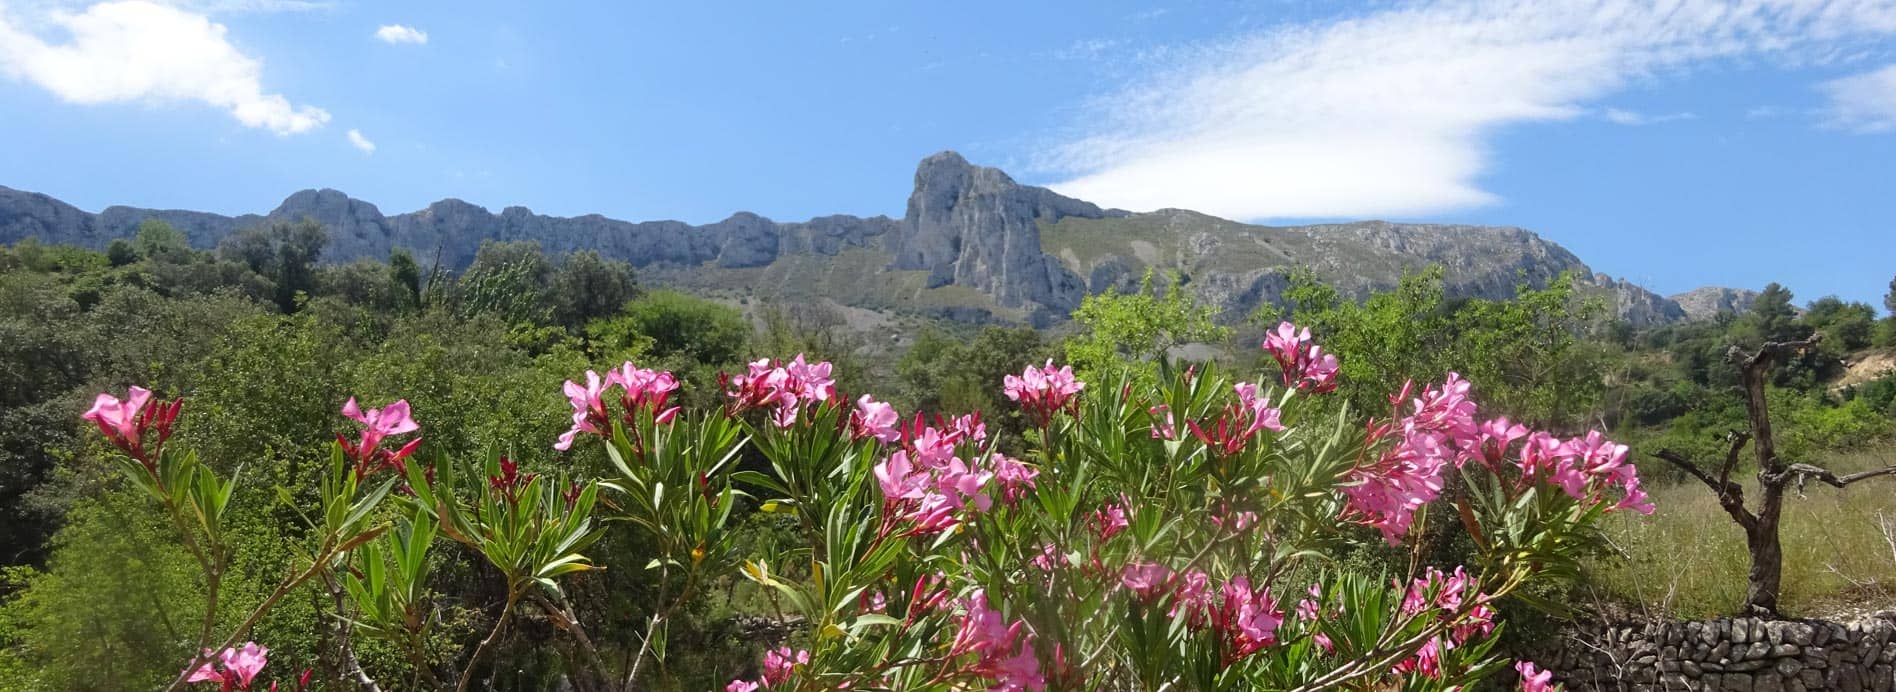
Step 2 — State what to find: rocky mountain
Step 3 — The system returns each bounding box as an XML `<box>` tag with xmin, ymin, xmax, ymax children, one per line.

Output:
<box><xmin>1669</xmin><ymin>287</ymin><xmax>1762</xmax><ymax>321</ymax></box>
<box><xmin>0</xmin><ymin>151</ymin><xmax>1710</xmax><ymax>327</ymax></box>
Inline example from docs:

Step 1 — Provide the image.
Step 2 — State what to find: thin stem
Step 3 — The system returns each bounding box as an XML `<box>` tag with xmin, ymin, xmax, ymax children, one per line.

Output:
<box><xmin>163</xmin><ymin>540</ymin><xmax>336</xmax><ymax>692</ymax></box>
<box><xmin>458</xmin><ymin>584</ymin><xmax>523</xmax><ymax>692</ymax></box>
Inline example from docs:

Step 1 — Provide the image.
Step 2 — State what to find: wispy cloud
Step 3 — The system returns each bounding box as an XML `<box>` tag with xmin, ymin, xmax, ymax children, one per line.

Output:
<box><xmin>346</xmin><ymin>128</ymin><xmax>375</xmax><ymax>153</ymax></box>
<box><xmin>0</xmin><ymin>0</ymin><xmax>330</xmax><ymax>134</ymax></box>
<box><xmin>1820</xmin><ymin>63</ymin><xmax>1896</xmax><ymax>132</ymax></box>
<box><xmin>374</xmin><ymin>23</ymin><xmax>427</xmax><ymax>45</ymax></box>
<box><xmin>1601</xmin><ymin>108</ymin><xmax>1697</xmax><ymax>126</ymax></box>
<box><xmin>1041</xmin><ymin>0</ymin><xmax>1896</xmax><ymax>220</ymax></box>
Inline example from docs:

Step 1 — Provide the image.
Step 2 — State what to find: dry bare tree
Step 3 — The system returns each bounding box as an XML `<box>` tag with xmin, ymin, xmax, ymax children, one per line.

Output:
<box><xmin>1654</xmin><ymin>335</ymin><xmax>1896</xmax><ymax>616</ymax></box>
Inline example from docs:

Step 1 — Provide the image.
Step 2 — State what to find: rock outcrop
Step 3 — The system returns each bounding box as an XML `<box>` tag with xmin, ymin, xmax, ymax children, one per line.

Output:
<box><xmin>0</xmin><ymin>151</ymin><xmax>1701</xmax><ymax>326</ymax></box>
<box><xmin>1672</xmin><ymin>286</ymin><xmax>1763</xmax><ymax>321</ymax></box>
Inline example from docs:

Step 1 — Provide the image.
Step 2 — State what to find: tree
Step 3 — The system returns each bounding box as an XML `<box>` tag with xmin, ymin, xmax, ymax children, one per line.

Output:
<box><xmin>1655</xmin><ymin>334</ymin><xmax>1896</xmax><ymax>615</ymax></box>
<box><xmin>106</xmin><ymin>239</ymin><xmax>140</xmax><ymax>267</ymax></box>
<box><xmin>387</xmin><ymin>248</ymin><xmax>422</xmax><ymax>307</ymax></box>
<box><xmin>550</xmin><ymin>250</ymin><xmax>638</xmax><ymax>329</ymax></box>
<box><xmin>270</xmin><ymin>220</ymin><xmax>326</xmax><ymax>313</ymax></box>
<box><xmin>1738</xmin><ymin>283</ymin><xmax>1804</xmax><ymax>346</ymax></box>
<box><xmin>455</xmin><ymin>240</ymin><xmax>553</xmax><ymax>326</ymax></box>
<box><xmin>133</xmin><ymin>220</ymin><xmax>190</xmax><ymax>262</ymax></box>
<box><xmin>1064</xmin><ymin>269</ymin><xmax>1227</xmax><ymax>379</ymax></box>
<box><xmin>1886</xmin><ymin>275</ymin><xmax>1896</xmax><ymax>316</ymax></box>
<box><xmin>217</xmin><ymin>228</ymin><xmax>276</xmax><ymax>275</ymax></box>
<box><xmin>1801</xmin><ymin>296</ymin><xmax>1876</xmax><ymax>351</ymax></box>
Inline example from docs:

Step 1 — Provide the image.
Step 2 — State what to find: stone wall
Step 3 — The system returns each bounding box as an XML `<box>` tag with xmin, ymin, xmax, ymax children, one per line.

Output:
<box><xmin>1541</xmin><ymin>616</ymin><xmax>1896</xmax><ymax>691</ymax></box>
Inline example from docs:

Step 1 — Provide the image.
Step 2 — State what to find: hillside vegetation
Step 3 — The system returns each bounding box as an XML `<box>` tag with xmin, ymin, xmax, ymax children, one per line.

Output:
<box><xmin>0</xmin><ymin>223</ymin><xmax>1892</xmax><ymax>689</ymax></box>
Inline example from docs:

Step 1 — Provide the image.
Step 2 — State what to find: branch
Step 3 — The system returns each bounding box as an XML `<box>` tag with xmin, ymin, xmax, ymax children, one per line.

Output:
<box><xmin>1717</xmin><ymin>432</ymin><xmax>1751</xmax><ymax>490</ymax></box>
<box><xmin>1655</xmin><ymin>448</ymin><xmax>1756</xmax><ymax>530</ymax></box>
<box><xmin>1727</xmin><ymin>335</ymin><xmax>1823</xmax><ymax>370</ymax></box>
<box><xmin>1785</xmin><ymin>463</ymin><xmax>1896</xmax><ymax>490</ymax></box>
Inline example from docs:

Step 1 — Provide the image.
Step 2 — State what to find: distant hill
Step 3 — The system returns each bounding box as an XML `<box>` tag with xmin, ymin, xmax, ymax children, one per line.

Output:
<box><xmin>0</xmin><ymin>151</ymin><xmax>1718</xmax><ymax>327</ymax></box>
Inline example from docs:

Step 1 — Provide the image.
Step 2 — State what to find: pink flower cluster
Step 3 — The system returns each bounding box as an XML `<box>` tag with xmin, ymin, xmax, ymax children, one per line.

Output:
<box><xmin>724</xmin><ymin>355</ymin><xmax>837</xmax><ymax>428</ymax></box>
<box><xmin>1342</xmin><ymin>375</ymin><xmax>1475</xmax><ymax>544</ymax></box>
<box><xmin>82</xmin><ymin>386</ymin><xmax>183</xmax><ymax>468</ymax></box>
<box><xmin>338</xmin><ymin>397</ymin><xmax>422</xmax><ymax>478</ymax></box>
<box><xmin>1187</xmin><ymin>382</ymin><xmax>1286</xmax><ymax>457</ymax></box>
<box><xmin>1003</xmin><ymin>360</ymin><xmax>1084</xmax><ymax>426</ymax></box>
<box><xmin>1392</xmin><ymin>566</ymin><xmax>1498</xmax><ymax>680</ymax></box>
<box><xmin>1516</xmin><ymin>660</ymin><xmax>1557</xmax><ymax>692</ymax></box>
<box><xmin>724</xmin><ymin>647</ymin><xmax>809</xmax><ymax>690</ymax></box>
<box><xmin>947</xmin><ymin>590</ymin><xmax>1045</xmax><ymax>691</ymax></box>
<box><xmin>1117</xmin><ymin>564</ymin><xmax>1285</xmax><ymax>662</ymax></box>
<box><xmin>1261</xmin><ymin>322</ymin><xmax>1339</xmax><ymax>393</ymax></box>
<box><xmin>873</xmin><ymin>415</ymin><xmax>1037</xmax><ymax>536</ymax></box>
<box><xmin>1345</xmin><ymin>373</ymin><xmax>1653</xmax><ymax>544</ymax></box>
<box><xmin>850</xmin><ymin>395</ymin><xmax>901</xmax><ymax>443</ymax></box>
<box><xmin>184</xmin><ymin>642</ymin><xmax>288</xmax><ymax>690</ymax></box>
<box><xmin>555</xmin><ymin>362</ymin><xmax>681</xmax><ymax>451</ymax></box>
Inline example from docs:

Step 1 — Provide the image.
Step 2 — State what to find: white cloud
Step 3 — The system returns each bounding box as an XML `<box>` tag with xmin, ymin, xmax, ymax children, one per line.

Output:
<box><xmin>0</xmin><ymin>0</ymin><xmax>329</xmax><ymax>134</ymax></box>
<box><xmin>1042</xmin><ymin>0</ymin><xmax>1896</xmax><ymax>220</ymax></box>
<box><xmin>374</xmin><ymin>23</ymin><xmax>426</xmax><ymax>45</ymax></box>
<box><xmin>1821</xmin><ymin>63</ymin><xmax>1896</xmax><ymax>132</ymax></box>
<box><xmin>1601</xmin><ymin>108</ymin><xmax>1697</xmax><ymax>126</ymax></box>
<box><xmin>346</xmin><ymin>128</ymin><xmax>374</xmax><ymax>153</ymax></box>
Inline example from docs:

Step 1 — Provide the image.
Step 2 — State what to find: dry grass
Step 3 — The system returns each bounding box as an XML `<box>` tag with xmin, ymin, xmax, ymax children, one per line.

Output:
<box><xmin>1585</xmin><ymin>444</ymin><xmax>1896</xmax><ymax>618</ymax></box>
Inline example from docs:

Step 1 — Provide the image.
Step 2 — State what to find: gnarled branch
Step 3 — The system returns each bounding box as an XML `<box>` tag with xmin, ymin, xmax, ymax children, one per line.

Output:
<box><xmin>1655</xmin><ymin>434</ymin><xmax>1757</xmax><ymax>531</ymax></box>
<box><xmin>1786</xmin><ymin>462</ymin><xmax>1896</xmax><ymax>490</ymax></box>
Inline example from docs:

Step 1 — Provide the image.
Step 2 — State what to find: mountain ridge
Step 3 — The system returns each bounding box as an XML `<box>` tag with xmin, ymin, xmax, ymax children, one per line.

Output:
<box><xmin>0</xmin><ymin>151</ymin><xmax>1712</xmax><ymax>326</ymax></box>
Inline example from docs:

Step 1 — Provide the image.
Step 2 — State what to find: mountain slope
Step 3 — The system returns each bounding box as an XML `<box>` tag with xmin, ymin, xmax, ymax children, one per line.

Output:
<box><xmin>0</xmin><ymin>151</ymin><xmax>1701</xmax><ymax>326</ymax></box>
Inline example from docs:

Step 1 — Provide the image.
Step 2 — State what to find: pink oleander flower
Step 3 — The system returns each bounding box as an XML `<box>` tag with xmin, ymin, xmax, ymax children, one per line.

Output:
<box><xmin>1030</xmin><ymin>543</ymin><xmax>1067</xmax><ymax>572</ymax></box>
<box><xmin>1210</xmin><ymin>577</ymin><xmax>1283</xmax><ymax>661</ymax></box>
<box><xmin>1148</xmin><ymin>404</ymin><xmax>1176</xmax><ymax>440</ymax></box>
<box><xmin>934</xmin><ymin>458</ymin><xmax>994</xmax><ymax>512</ymax></box>
<box><xmin>851</xmin><ymin>395</ymin><xmax>901</xmax><ymax>443</ymax></box>
<box><xmin>949</xmin><ymin>591</ymin><xmax>1046</xmax><ymax>691</ymax></box>
<box><xmin>1121</xmin><ymin>561</ymin><xmax>1172</xmax><ymax>601</ymax></box>
<box><xmin>555</xmin><ymin>370</ymin><xmax>611</xmax><ymax>451</ymax></box>
<box><xmin>1405</xmin><ymin>373</ymin><xmax>1478</xmax><ymax>449</ymax></box>
<box><xmin>1004</xmin><ymin>360</ymin><xmax>1084</xmax><ymax>425</ymax></box>
<box><xmin>185</xmin><ymin>642</ymin><xmax>268</xmax><ymax>689</ymax></box>
<box><xmin>1395</xmin><ymin>637</ymin><xmax>1444</xmax><ymax>680</ymax></box>
<box><xmin>990</xmin><ymin>453</ymin><xmax>1038</xmax><ymax>505</ymax></box>
<box><xmin>762</xmin><ymin>647</ymin><xmax>809</xmax><ymax>686</ymax></box>
<box><xmin>1169</xmin><ymin>570</ymin><xmax>1214</xmax><ymax>624</ymax></box>
<box><xmin>725</xmin><ymin>681</ymin><xmax>760</xmax><ymax>692</ymax></box>
<box><xmin>949</xmin><ymin>411</ymin><xmax>988</xmax><ymax>443</ymax></box>
<box><xmin>1188</xmin><ymin>383</ymin><xmax>1285</xmax><ymax>457</ymax></box>
<box><xmin>875</xmin><ymin>451</ymin><xmax>931</xmax><ymax>500</ymax></box>
<box><xmin>610</xmin><ymin>362</ymin><xmax>682</xmax><ymax>422</ymax></box>
<box><xmin>724</xmin><ymin>355</ymin><xmax>836</xmax><ymax>428</ymax></box>
<box><xmin>1343</xmin><ymin>429</ymin><xmax>1449</xmax><ymax>545</ymax></box>
<box><xmin>339</xmin><ymin>397</ymin><xmax>422</xmax><ymax>477</ymax></box>
<box><xmin>83</xmin><ymin>386</ymin><xmax>183</xmax><ymax>467</ymax></box>
<box><xmin>1090</xmin><ymin>499</ymin><xmax>1130</xmax><ymax>539</ymax></box>
<box><xmin>1469</xmin><ymin>416</ymin><xmax>1530</xmax><ymax>469</ymax></box>
<box><xmin>1516</xmin><ymin>660</ymin><xmax>1556</xmax><ymax>692</ymax></box>
<box><xmin>1262</xmin><ymin>322</ymin><xmax>1340</xmax><ymax>393</ymax></box>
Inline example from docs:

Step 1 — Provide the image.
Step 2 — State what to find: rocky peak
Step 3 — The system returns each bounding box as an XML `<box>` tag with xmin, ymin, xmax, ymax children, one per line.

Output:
<box><xmin>891</xmin><ymin>151</ymin><xmax>1111</xmax><ymax>317</ymax></box>
<box><xmin>1670</xmin><ymin>286</ymin><xmax>1761</xmax><ymax>321</ymax></box>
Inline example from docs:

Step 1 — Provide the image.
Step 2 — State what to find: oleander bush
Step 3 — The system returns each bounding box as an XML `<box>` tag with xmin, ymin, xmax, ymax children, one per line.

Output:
<box><xmin>53</xmin><ymin>323</ymin><xmax>1637</xmax><ymax>691</ymax></box>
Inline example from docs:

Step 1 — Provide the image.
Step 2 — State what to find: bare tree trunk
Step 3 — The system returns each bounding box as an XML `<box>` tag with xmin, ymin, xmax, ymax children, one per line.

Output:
<box><xmin>1737</xmin><ymin>341</ymin><xmax>1788</xmax><ymax>616</ymax></box>
<box><xmin>1743</xmin><ymin>518</ymin><xmax>1782</xmax><ymax>616</ymax></box>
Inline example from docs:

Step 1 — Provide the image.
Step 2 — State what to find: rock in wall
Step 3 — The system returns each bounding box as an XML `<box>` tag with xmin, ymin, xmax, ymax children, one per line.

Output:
<box><xmin>1538</xmin><ymin>616</ymin><xmax>1896</xmax><ymax>691</ymax></box>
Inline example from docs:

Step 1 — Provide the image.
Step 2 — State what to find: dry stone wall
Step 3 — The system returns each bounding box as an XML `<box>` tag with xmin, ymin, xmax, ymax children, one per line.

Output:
<box><xmin>1541</xmin><ymin>616</ymin><xmax>1896</xmax><ymax>691</ymax></box>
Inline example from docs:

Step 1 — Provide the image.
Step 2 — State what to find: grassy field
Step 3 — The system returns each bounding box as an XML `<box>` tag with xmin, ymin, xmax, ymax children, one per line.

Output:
<box><xmin>1585</xmin><ymin>443</ymin><xmax>1896</xmax><ymax>618</ymax></box>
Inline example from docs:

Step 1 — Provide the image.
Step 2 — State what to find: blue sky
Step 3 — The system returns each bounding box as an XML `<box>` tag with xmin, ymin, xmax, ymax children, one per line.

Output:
<box><xmin>1</xmin><ymin>1</ymin><xmax>1893</xmax><ymax>309</ymax></box>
